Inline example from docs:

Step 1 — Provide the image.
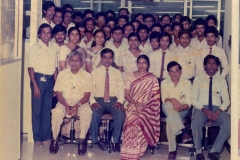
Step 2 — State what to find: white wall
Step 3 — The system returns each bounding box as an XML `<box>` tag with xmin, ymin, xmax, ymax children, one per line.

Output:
<box><xmin>0</xmin><ymin>61</ymin><xmax>21</xmax><ymax>160</ymax></box>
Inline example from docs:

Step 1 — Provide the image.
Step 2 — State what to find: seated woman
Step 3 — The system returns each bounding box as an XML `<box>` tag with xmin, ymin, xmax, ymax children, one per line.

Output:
<box><xmin>117</xmin><ymin>32</ymin><xmax>146</xmax><ymax>76</ymax></box>
<box><xmin>58</xmin><ymin>27</ymin><xmax>86</xmax><ymax>71</ymax></box>
<box><xmin>120</xmin><ymin>55</ymin><xmax>160</xmax><ymax>160</ymax></box>
<box><xmin>85</xmin><ymin>29</ymin><xmax>106</xmax><ymax>73</ymax></box>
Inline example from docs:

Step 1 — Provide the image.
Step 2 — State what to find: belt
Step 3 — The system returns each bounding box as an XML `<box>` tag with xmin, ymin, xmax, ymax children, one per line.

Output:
<box><xmin>35</xmin><ymin>72</ymin><xmax>54</xmax><ymax>78</ymax></box>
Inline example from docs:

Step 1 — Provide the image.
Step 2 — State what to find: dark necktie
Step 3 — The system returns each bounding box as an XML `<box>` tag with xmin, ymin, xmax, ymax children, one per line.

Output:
<box><xmin>104</xmin><ymin>68</ymin><xmax>110</xmax><ymax>102</ymax></box>
<box><xmin>160</xmin><ymin>51</ymin><xmax>166</xmax><ymax>80</ymax></box>
<box><xmin>208</xmin><ymin>77</ymin><xmax>213</xmax><ymax>111</ymax></box>
<box><xmin>209</xmin><ymin>47</ymin><xmax>212</xmax><ymax>55</ymax></box>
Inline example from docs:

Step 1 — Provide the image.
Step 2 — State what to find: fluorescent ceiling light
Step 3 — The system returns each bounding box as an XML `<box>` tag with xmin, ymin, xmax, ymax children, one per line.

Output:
<box><xmin>162</xmin><ymin>0</ymin><xmax>184</xmax><ymax>2</ymax></box>
<box><xmin>74</xmin><ymin>7</ymin><xmax>91</xmax><ymax>9</ymax></box>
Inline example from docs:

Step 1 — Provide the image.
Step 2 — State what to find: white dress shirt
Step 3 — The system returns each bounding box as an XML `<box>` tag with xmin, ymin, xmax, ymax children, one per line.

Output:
<box><xmin>191</xmin><ymin>73</ymin><xmax>230</xmax><ymax>111</ymax></box>
<box><xmin>198</xmin><ymin>45</ymin><xmax>229</xmax><ymax>78</ymax></box>
<box><xmin>139</xmin><ymin>40</ymin><xmax>153</xmax><ymax>55</ymax></box>
<box><xmin>149</xmin><ymin>49</ymin><xmax>176</xmax><ymax>79</ymax></box>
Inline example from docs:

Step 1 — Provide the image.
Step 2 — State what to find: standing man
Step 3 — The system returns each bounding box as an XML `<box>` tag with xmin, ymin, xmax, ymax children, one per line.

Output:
<box><xmin>80</xmin><ymin>17</ymin><xmax>95</xmax><ymax>49</ymax></box>
<box><xmin>49</xmin><ymin>51</ymin><xmax>92</xmax><ymax>156</ymax></box>
<box><xmin>52</xmin><ymin>24</ymin><xmax>67</xmax><ymax>48</ymax></box>
<box><xmin>198</xmin><ymin>26</ymin><xmax>229</xmax><ymax>78</ymax></box>
<box><xmin>149</xmin><ymin>32</ymin><xmax>175</xmax><ymax>82</ymax></box>
<box><xmin>90</xmin><ymin>48</ymin><xmax>125</xmax><ymax>152</ymax></box>
<box><xmin>105</xmin><ymin>26</ymin><xmax>129</xmax><ymax>65</ymax></box>
<box><xmin>180</xmin><ymin>16</ymin><xmax>191</xmax><ymax>30</ymax></box>
<box><xmin>42</xmin><ymin>1</ymin><xmax>55</xmax><ymax>28</ymax></box>
<box><xmin>191</xmin><ymin>55</ymin><xmax>230</xmax><ymax>160</ymax></box>
<box><xmin>28</xmin><ymin>24</ymin><xmax>58</xmax><ymax>147</ymax></box>
<box><xmin>160</xmin><ymin>14</ymin><xmax>172</xmax><ymax>26</ymax></box>
<box><xmin>161</xmin><ymin>61</ymin><xmax>192</xmax><ymax>160</ymax></box>
<box><xmin>172</xmin><ymin>30</ymin><xmax>203</xmax><ymax>82</ymax></box>
<box><xmin>169</xmin><ymin>23</ymin><xmax>183</xmax><ymax>51</ymax></box>
<box><xmin>137</xmin><ymin>24</ymin><xmax>153</xmax><ymax>54</ymax></box>
<box><xmin>190</xmin><ymin>18</ymin><xmax>208</xmax><ymax>51</ymax></box>
<box><xmin>52</xmin><ymin>7</ymin><xmax>63</xmax><ymax>26</ymax></box>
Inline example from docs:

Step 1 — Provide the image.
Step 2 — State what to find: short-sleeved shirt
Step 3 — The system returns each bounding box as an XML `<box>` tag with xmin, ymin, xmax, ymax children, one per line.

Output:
<box><xmin>139</xmin><ymin>41</ymin><xmax>153</xmax><ymax>55</ymax></box>
<box><xmin>42</xmin><ymin>18</ymin><xmax>55</xmax><ymax>28</ymax></box>
<box><xmin>28</xmin><ymin>40</ymin><xmax>57</xmax><ymax>75</ymax></box>
<box><xmin>161</xmin><ymin>77</ymin><xmax>192</xmax><ymax>107</ymax></box>
<box><xmin>54</xmin><ymin>68</ymin><xmax>92</xmax><ymax>106</ymax></box>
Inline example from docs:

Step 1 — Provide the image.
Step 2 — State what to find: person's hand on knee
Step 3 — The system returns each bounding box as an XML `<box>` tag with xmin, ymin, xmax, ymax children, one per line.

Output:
<box><xmin>90</xmin><ymin>103</ymin><xmax>101</xmax><ymax>110</ymax></box>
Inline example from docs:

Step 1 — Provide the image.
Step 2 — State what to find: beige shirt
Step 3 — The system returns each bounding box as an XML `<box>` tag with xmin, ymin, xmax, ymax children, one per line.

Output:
<box><xmin>117</xmin><ymin>50</ymin><xmax>146</xmax><ymax>74</ymax></box>
<box><xmin>198</xmin><ymin>45</ymin><xmax>229</xmax><ymax>78</ymax></box>
<box><xmin>149</xmin><ymin>49</ymin><xmax>176</xmax><ymax>79</ymax></box>
<box><xmin>90</xmin><ymin>66</ymin><xmax>125</xmax><ymax>105</ymax></box>
<box><xmin>191</xmin><ymin>73</ymin><xmax>230</xmax><ymax>111</ymax></box>
<box><xmin>54</xmin><ymin>68</ymin><xmax>92</xmax><ymax>106</ymax></box>
<box><xmin>105</xmin><ymin>40</ymin><xmax>129</xmax><ymax>66</ymax></box>
<box><xmin>190</xmin><ymin>37</ymin><xmax>208</xmax><ymax>51</ymax></box>
<box><xmin>172</xmin><ymin>45</ymin><xmax>203</xmax><ymax>79</ymax></box>
<box><xmin>161</xmin><ymin>77</ymin><xmax>192</xmax><ymax>107</ymax></box>
<box><xmin>139</xmin><ymin>40</ymin><xmax>153</xmax><ymax>55</ymax></box>
<box><xmin>28</xmin><ymin>40</ymin><xmax>57</xmax><ymax>75</ymax></box>
<box><xmin>42</xmin><ymin>17</ymin><xmax>55</xmax><ymax>28</ymax></box>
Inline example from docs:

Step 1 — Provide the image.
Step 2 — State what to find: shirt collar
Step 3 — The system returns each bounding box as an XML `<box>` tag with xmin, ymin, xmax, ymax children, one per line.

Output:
<box><xmin>178</xmin><ymin>45</ymin><xmax>189</xmax><ymax>51</ymax></box>
<box><xmin>38</xmin><ymin>39</ymin><xmax>51</xmax><ymax>48</ymax></box>
<box><xmin>165</xmin><ymin>77</ymin><xmax>183</xmax><ymax>84</ymax></box>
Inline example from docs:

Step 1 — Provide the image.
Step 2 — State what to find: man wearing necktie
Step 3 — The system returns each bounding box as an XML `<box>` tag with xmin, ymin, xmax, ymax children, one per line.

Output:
<box><xmin>90</xmin><ymin>48</ymin><xmax>126</xmax><ymax>152</ymax></box>
<box><xmin>198</xmin><ymin>26</ymin><xmax>229</xmax><ymax>78</ymax></box>
<box><xmin>191</xmin><ymin>55</ymin><xmax>230</xmax><ymax>160</ymax></box>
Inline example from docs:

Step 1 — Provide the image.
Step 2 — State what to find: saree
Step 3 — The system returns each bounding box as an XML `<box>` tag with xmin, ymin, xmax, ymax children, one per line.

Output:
<box><xmin>120</xmin><ymin>73</ymin><xmax>160</xmax><ymax>160</ymax></box>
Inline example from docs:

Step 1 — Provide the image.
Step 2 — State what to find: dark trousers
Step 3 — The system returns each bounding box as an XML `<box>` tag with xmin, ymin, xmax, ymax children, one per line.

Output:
<box><xmin>30</xmin><ymin>73</ymin><xmax>54</xmax><ymax>142</ymax></box>
<box><xmin>90</xmin><ymin>97</ymin><xmax>126</xmax><ymax>143</ymax></box>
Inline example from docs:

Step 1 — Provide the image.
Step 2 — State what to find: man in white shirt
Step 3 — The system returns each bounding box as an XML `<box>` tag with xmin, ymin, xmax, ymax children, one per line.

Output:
<box><xmin>161</xmin><ymin>61</ymin><xmax>192</xmax><ymax>160</ymax></box>
<box><xmin>198</xmin><ymin>26</ymin><xmax>229</xmax><ymax>78</ymax></box>
<box><xmin>79</xmin><ymin>18</ymin><xmax>95</xmax><ymax>49</ymax></box>
<box><xmin>172</xmin><ymin>30</ymin><xmax>203</xmax><ymax>82</ymax></box>
<box><xmin>149</xmin><ymin>32</ymin><xmax>175</xmax><ymax>82</ymax></box>
<box><xmin>122</xmin><ymin>22</ymin><xmax>135</xmax><ymax>46</ymax></box>
<box><xmin>49</xmin><ymin>50</ymin><xmax>92</xmax><ymax>156</ymax></box>
<box><xmin>137</xmin><ymin>24</ymin><xmax>153</xmax><ymax>54</ymax></box>
<box><xmin>191</xmin><ymin>55</ymin><xmax>230</xmax><ymax>160</ymax></box>
<box><xmin>90</xmin><ymin>48</ymin><xmax>125</xmax><ymax>152</ymax></box>
<box><xmin>52</xmin><ymin>24</ymin><xmax>67</xmax><ymax>48</ymax></box>
<box><xmin>42</xmin><ymin>1</ymin><xmax>55</xmax><ymax>28</ymax></box>
<box><xmin>105</xmin><ymin>26</ymin><xmax>129</xmax><ymax>66</ymax></box>
<box><xmin>169</xmin><ymin>23</ymin><xmax>183</xmax><ymax>52</ymax></box>
<box><xmin>190</xmin><ymin>18</ymin><xmax>208</xmax><ymax>51</ymax></box>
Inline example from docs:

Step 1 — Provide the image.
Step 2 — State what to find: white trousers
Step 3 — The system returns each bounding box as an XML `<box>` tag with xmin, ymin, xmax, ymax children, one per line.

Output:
<box><xmin>51</xmin><ymin>103</ymin><xmax>92</xmax><ymax>140</ymax></box>
<box><xmin>162</xmin><ymin>101</ymin><xmax>188</xmax><ymax>151</ymax></box>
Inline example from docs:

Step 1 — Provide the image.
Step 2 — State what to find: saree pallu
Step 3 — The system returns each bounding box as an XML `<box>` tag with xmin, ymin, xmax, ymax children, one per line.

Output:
<box><xmin>120</xmin><ymin>73</ymin><xmax>160</xmax><ymax>160</ymax></box>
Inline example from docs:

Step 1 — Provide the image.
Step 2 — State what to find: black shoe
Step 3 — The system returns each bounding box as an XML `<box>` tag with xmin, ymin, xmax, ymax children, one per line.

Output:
<box><xmin>112</xmin><ymin>143</ymin><xmax>121</xmax><ymax>152</ymax></box>
<box><xmin>168</xmin><ymin>151</ymin><xmax>177</xmax><ymax>160</ymax></box>
<box><xmin>78</xmin><ymin>140</ymin><xmax>87</xmax><ymax>156</ymax></box>
<box><xmin>208</xmin><ymin>152</ymin><xmax>220</xmax><ymax>160</ymax></box>
<box><xmin>49</xmin><ymin>139</ymin><xmax>59</xmax><ymax>154</ymax></box>
<box><xmin>196</xmin><ymin>153</ymin><xmax>205</xmax><ymax>160</ymax></box>
<box><xmin>97</xmin><ymin>139</ymin><xmax>107</xmax><ymax>151</ymax></box>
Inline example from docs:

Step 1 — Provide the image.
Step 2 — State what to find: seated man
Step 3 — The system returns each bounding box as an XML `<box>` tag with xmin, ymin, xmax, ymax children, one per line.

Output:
<box><xmin>49</xmin><ymin>50</ymin><xmax>92</xmax><ymax>156</ymax></box>
<box><xmin>161</xmin><ymin>61</ymin><xmax>192</xmax><ymax>160</ymax></box>
<box><xmin>191</xmin><ymin>55</ymin><xmax>230</xmax><ymax>160</ymax></box>
<box><xmin>90</xmin><ymin>48</ymin><xmax>126</xmax><ymax>152</ymax></box>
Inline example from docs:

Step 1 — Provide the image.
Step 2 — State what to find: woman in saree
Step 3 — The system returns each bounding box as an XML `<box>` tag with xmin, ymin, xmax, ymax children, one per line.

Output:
<box><xmin>58</xmin><ymin>27</ymin><xmax>86</xmax><ymax>71</ymax></box>
<box><xmin>120</xmin><ymin>55</ymin><xmax>161</xmax><ymax>160</ymax></box>
<box><xmin>85</xmin><ymin>29</ymin><xmax>106</xmax><ymax>73</ymax></box>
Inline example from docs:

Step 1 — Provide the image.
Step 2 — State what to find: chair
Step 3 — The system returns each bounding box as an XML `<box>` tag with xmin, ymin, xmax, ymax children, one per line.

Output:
<box><xmin>58</xmin><ymin>115</ymin><xmax>80</xmax><ymax>145</ymax></box>
<box><xmin>100</xmin><ymin>113</ymin><xmax>114</xmax><ymax>153</ymax></box>
<box><xmin>203</xmin><ymin>121</ymin><xmax>219</xmax><ymax>150</ymax></box>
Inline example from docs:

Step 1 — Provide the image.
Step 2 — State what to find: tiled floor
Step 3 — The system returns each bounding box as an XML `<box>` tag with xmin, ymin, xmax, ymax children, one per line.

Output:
<box><xmin>20</xmin><ymin>137</ymin><xmax>230</xmax><ymax>160</ymax></box>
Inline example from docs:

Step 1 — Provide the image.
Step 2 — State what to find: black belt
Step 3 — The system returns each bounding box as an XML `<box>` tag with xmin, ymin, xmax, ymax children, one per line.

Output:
<box><xmin>35</xmin><ymin>72</ymin><xmax>54</xmax><ymax>78</ymax></box>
